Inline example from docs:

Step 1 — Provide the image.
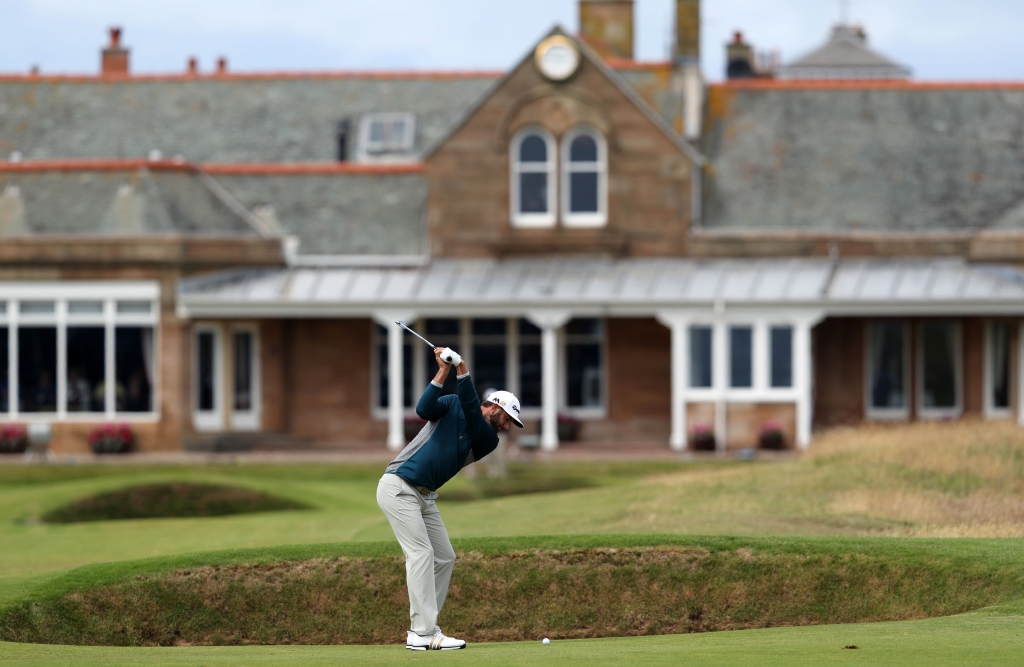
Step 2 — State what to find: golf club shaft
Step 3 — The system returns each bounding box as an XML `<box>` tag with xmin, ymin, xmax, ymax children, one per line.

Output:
<box><xmin>395</xmin><ymin>321</ymin><xmax>436</xmax><ymax>349</ymax></box>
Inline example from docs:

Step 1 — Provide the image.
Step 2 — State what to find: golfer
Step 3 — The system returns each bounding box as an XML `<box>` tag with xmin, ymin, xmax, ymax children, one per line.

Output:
<box><xmin>377</xmin><ymin>345</ymin><xmax>523</xmax><ymax>651</ymax></box>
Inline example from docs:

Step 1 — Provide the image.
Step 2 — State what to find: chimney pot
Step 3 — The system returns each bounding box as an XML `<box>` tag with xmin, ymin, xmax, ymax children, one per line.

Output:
<box><xmin>217</xmin><ymin>57</ymin><xmax>227</xmax><ymax>74</ymax></box>
<box><xmin>726</xmin><ymin>31</ymin><xmax>755</xmax><ymax>79</ymax></box>
<box><xmin>101</xmin><ymin>26</ymin><xmax>129</xmax><ymax>76</ymax></box>
<box><xmin>188</xmin><ymin>57</ymin><xmax>198</xmax><ymax>74</ymax></box>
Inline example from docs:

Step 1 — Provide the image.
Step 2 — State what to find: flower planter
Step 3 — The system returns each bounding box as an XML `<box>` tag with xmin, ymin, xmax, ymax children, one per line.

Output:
<box><xmin>690</xmin><ymin>423</ymin><xmax>716</xmax><ymax>452</ymax></box>
<box><xmin>0</xmin><ymin>424</ymin><xmax>28</xmax><ymax>455</ymax></box>
<box><xmin>758</xmin><ymin>419</ymin><xmax>788</xmax><ymax>450</ymax></box>
<box><xmin>88</xmin><ymin>424</ymin><xmax>133</xmax><ymax>455</ymax></box>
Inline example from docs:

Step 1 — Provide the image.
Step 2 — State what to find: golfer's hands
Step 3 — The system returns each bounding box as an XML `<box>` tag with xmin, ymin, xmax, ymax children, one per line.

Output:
<box><xmin>433</xmin><ymin>347</ymin><xmax>468</xmax><ymax>380</ymax></box>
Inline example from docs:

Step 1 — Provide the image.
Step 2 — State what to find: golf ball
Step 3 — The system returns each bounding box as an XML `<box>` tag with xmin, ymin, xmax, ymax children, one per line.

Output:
<box><xmin>542</xmin><ymin>638</ymin><xmax>550</xmax><ymax>645</ymax></box>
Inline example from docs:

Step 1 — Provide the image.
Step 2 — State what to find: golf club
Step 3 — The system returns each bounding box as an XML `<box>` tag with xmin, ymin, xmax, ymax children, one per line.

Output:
<box><xmin>396</xmin><ymin>321</ymin><xmax>462</xmax><ymax>365</ymax></box>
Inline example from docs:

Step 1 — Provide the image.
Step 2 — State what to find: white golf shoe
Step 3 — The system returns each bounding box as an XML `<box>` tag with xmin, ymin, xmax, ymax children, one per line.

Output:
<box><xmin>406</xmin><ymin>629</ymin><xmax>466</xmax><ymax>650</ymax></box>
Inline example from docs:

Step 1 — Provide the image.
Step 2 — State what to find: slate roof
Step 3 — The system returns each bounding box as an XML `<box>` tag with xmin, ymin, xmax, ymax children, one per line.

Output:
<box><xmin>0</xmin><ymin>166</ymin><xmax>257</xmax><ymax>236</ymax></box>
<box><xmin>702</xmin><ymin>84</ymin><xmax>1024</xmax><ymax>232</ymax></box>
<box><xmin>210</xmin><ymin>172</ymin><xmax>427</xmax><ymax>256</ymax></box>
<box><xmin>778</xmin><ymin>25</ymin><xmax>910</xmax><ymax>80</ymax></box>
<box><xmin>177</xmin><ymin>257</ymin><xmax>1024</xmax><ymax>317</ymax></box>
<box><xmin>0</xmin><ymin>75</ymin><xmax>498</xmax><ymax>163</ymax></box>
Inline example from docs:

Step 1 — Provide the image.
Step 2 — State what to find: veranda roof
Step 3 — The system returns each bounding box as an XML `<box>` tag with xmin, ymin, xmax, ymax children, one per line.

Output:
<box><xmin>177</xmin><ymin>258</ymin><xmax>1024</xmax><ymax>318</ymax></box>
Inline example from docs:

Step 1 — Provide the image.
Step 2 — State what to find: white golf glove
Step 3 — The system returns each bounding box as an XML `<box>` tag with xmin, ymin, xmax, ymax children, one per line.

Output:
<box><xmin>440</xmin><ymin>347</ymin><xmax>463</xmax><ymax>366</ymax></box>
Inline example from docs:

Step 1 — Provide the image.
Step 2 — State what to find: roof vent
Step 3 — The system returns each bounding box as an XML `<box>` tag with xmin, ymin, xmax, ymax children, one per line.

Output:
<box><xmin>147</xmin><ymin>149</ymin><xmax>163</xmax><ymax>161</ymax></box>
<box><xmin>8</xmin><ymin>151</ymin><xmax>23</xmax><ymax>163</ymax></box>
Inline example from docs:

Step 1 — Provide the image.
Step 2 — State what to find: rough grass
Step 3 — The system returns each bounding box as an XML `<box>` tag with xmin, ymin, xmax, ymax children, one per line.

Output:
<box><xmin>2</xmin><ymin>535</ymin><xmax>1023</xmax><ymax>647</ymax></box>
<box><xmin>39</xmin><ymin>483</ymin><xmax>308</xmax><ymax>523</ymax></box>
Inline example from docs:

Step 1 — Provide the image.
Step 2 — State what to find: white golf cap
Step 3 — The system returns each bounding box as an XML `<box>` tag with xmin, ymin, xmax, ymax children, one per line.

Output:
<box><xmin>486</xmin><ymin>390</ymin><xmax>524</xmax><ymax>428</ymax></box>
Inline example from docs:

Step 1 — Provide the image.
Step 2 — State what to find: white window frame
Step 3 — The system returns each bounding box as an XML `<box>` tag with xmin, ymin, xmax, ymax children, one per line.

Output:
<box><xmin>192</xmin><ymin>324</ymin><xmax>224</xmax><ymax>432</ymax></box>
<box><xmin>510</xmin><ymin>127</ymin><xmax>557</xmax><ymax>228</ymax></box>
<box><xmin>0</xmin><ymin>282</ymin><xmax>160</xmax><ymax>424</ymax></box>
<box><xmin>356</xmin><ymin>112</ymin><xmax>417</xmax><ymax>162</ymax></box>
<box><xmin>985</xmin><ymin>320</ymin><xmax>1013</xmax><ymax>418</ymax></box>
<box><xmin>865</xmin><ymin>320</ymin><xmax>911</xmax><ymax>421</ymax></box>
<box><xmin>229</xmin><ymin>324</ymin><xmax>261</xmax><ymax>432</ymax></box>
<box><xmin>561</xmin><ymin>126</ymin><xmax>608</xmax><ymax>228</ymax></box>
<box><xmin>686</xmin><ymin>319</ymin><xmax>799</xmax><ymax>400</ymax></box>
<box><xmin>917</xmin><ymin>320</ymin><xmax>962</xmax><ymax>420</ymax></box>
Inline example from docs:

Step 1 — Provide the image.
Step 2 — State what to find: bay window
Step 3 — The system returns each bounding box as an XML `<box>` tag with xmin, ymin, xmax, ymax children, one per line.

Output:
<box><xmin>0</xmin><ymin>284</ymin><xmax>159</xmax><ymax>421</ymax></box>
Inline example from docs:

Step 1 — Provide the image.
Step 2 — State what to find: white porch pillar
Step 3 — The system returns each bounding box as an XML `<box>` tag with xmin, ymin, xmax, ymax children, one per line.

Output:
<box><xmin>794</xmin><ymin>312</ymin><xmax>825</xmax><ymax>449</ymax></box>
<box><xmin>657</xmin><ymin>311</ymin><xmax>690</xmax><ymax>451</ymax></box>
<box><xmin>373</xmin><ymin>312</ymin><xmax>416</xmax><ymax>451</ymax></box>
<box><xmin>712</xmin><ymin>318</ymin><xmax>728</xmax><ymax>452</ymax></box>
<box><xmin>527</xmin><ymin>310</ymin><xmax>572</xmax><ymax>452</ymax></box>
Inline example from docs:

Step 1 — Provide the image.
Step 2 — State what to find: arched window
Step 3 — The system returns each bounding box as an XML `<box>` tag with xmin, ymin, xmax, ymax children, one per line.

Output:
<box><xmin>510</xmin><ymin>128</ymin><xmax>556</xmax><ymax>227</ymax></box>
<box><xmin>561</xmin><ymin>128</ymin><xmax>607</xmax><ymax>227</ymax></box>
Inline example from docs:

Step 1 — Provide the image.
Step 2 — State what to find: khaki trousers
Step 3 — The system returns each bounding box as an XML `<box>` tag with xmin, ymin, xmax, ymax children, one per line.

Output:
<box><xmin>376</xmin><ymin>473</ymin><xmax>457</xmax><ymax>635</ymax></box>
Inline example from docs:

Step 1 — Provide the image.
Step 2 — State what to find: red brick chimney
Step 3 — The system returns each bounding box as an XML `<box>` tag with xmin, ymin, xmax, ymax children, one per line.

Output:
<box><xmin>101</xmin><ymin>27</ymin><xmax>129</xmax><ymax>76</ymax></box>
<box><xmin>578</xmin><ymin>0</ymin><xmax>634</xmax><ymax>60</ymax></box>
<box><xmin>217</xmin><ymin>57</ymin><xmax>228</xmax><ymax>74</ymax></box>
<box><xmin>187</xmin><ymin>57</ymin><xmax>198</xmax><ymax>75</ymax></box>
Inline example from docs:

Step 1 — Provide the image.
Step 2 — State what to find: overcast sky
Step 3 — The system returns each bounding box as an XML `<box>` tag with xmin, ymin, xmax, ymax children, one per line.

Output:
<box><xmin>1</xmin><ymin>0</ymin><xmax>1021</xmax><ymax>81</ymax></box>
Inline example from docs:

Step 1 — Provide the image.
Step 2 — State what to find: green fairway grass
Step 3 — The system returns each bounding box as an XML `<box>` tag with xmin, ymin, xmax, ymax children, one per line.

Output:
<box><xmin>1</xmin><ymin>420</ymin><xmax>1024</xmax><ymax>663</ymax></box>
<box><xmin>2</xmin><ymin>610</ymin><xmax>1023</xmax><ymax>666</ymax></box>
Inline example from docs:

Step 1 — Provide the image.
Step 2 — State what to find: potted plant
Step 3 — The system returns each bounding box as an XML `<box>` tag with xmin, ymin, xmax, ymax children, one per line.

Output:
<box><xmin>88</xmin><ymin>423</ymin><xmax>133</xmax><ymax>455</ymax></box>
<box><xmin>0</xmin><ymin>424</ymin><xmax>28</xmax><ymax>454</ymax></box>
<box><xmin>557</xmin><ymin>414</ymin><xmax>580</xmax><ymax>442</ymax></box>
<box><xmin>758</xmin><ymin>419</ymin><xmax>787</xmax><ymax>450</ymax></box>
<box><xmin>690</xmin><ymin>422</ymin><xmax>716</xmax><ymax>451</ymax></box>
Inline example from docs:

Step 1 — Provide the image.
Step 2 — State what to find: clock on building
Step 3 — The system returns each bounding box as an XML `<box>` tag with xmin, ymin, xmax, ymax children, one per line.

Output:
<box><xmin>534</xmin><ymin>36</ymin><xmax>580</xmax><ymax>82</ymax></box>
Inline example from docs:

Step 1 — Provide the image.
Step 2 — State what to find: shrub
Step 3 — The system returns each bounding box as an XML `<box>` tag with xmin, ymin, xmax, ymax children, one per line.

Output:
<box><xmin>759</xmin><ymin>419</ymin><xmax>787</xmax><ymax>450</ymax></box>
<box><xmin>690</xmin><ymin>422</ymin><xmax>716</xmax><ymax>451</ymax></box>
<box><xmin>88</xmin><ymin>423</ymin><xmax>133</xmax><ymax>455</ymax></box>
<box><xmin>0</xmin><ymin>424</ymin><xmax>28</xmax><ymax>454</ymax></box>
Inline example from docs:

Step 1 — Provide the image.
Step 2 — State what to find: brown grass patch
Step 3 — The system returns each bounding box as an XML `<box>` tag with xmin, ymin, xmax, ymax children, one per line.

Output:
<box><xmin>41</xmin><ymin>483</ymin><xmax>307</xmax><ymax>523</ymax></box>
<box><xmin>0</xmin><ymin>546</ymin><xmax>1010</xmax><ymax>646</ymax></box>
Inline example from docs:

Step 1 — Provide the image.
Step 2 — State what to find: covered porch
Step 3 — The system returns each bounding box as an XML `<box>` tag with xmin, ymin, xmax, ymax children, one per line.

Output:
<box><xmin>176</xmin><ymin>257</ymin><xmax>1024</xmax><ymax>452</ymax></box>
